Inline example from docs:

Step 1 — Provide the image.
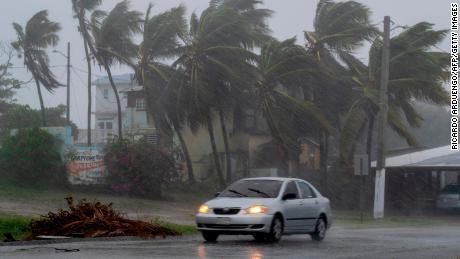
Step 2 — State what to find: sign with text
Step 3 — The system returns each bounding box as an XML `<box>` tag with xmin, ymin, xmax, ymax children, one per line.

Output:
<box><xmin>67</xmin><ymin>146</ymin><xmax>106</xmax><ymax>185</ymax></box>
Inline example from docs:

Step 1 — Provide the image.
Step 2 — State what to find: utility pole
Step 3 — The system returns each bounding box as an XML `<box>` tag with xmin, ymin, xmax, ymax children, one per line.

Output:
<box><xmin>374</xmin><ymin>16</ymin><xmax>391</xmax><ymax>219</ymax></box>
<box><xmin>66</xmin><ymin>42</ymin><xmax>71</xmax><ymax>125</ymax></box>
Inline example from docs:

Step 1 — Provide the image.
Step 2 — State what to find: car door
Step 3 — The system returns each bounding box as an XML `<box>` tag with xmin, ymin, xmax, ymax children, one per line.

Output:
<box><xmin>281</xmin><ymin>181</ymin><xmax>305</xmax><ymax>231</ymax></box>
<box><xmin>297</xmin><ymin>181</ymin><xmax>320</xmax><ymax>231</ymax></box>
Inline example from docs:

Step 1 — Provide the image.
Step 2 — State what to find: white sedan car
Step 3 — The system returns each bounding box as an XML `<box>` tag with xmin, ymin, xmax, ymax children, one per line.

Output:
<box><xmin>196</xmin><ymin>177</ymin><xmax>332</xmax><ymax>242</ymax></box>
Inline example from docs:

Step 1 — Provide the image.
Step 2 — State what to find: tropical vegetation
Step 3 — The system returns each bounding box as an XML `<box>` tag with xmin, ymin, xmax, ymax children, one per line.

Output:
<box><xmin>4</xmin><ymin>0</ymin><xmax>450</xmax><ymax>195</ymax></box>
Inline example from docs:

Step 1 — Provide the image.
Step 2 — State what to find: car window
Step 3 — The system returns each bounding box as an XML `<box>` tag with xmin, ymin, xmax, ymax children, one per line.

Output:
<box><xmin>283</xmin><ymin>181</ymin><xmax>299</xmax><ymax>199</ymax></box>
<box><xmin>219</xmin><ymin>180</ymin><xmax>283</xmax><ymax>198</ymax></box>
<box><xmin>297</xmin><ymin>181</ymin><xmax>317</xmax><ymax>198</ymax></box>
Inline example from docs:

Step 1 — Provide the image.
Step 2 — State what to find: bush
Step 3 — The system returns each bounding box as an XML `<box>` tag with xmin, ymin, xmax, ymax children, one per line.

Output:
<box><xmin>0</xmin><ymin>128</ymin><xmax>66</xmax><ymax>186</ymax></box>
<box><xmin>104</xmin><ymin>139</ymin><xmax>179</xmax><ymax>198</ymax></box>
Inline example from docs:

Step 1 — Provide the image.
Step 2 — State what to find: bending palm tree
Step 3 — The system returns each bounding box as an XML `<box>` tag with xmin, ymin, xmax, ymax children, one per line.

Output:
<box><xmin>254</xmin><ymin>38</ymin><xmax>333</xmax><ymax>176</ymax></box>
<box><xmin>71</xmin><ymin>0</ymin><xmax>102</xmax><ymax>146</ymax></box>
<box><xmin>12</xmin><ymin>10</ymin><xmax>61</xmax><ymax>126</ymax></box>
<box><xmin>339</xmin><ymin>22</ymin><xmax>450</xmax><ymax>164</ymax></box>
<box><xmin>174</xmin><ymin>1</ymin><xmax>271</xmax><ymax>186</ymax></box>
<box><xmin>105</xmin><ymin>4</ymin><xmax>197</xmax><ymax>183</ymax></box>
<box><xmin>90</xmin><ymin>0</ymin><xmax>142</xmax><ymax>139</ymax></box>
<box><xmin>304</xmin><ymin>0</ymin><xmax>378</xmax><ymax>189</ymax></box>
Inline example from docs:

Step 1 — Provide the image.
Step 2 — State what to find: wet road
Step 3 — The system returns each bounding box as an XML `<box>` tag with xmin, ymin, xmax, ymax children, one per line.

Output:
<box><xmin>1</xmin><ymin>226</ymin><xmax>460</xmax><ymax>259</ymax></box>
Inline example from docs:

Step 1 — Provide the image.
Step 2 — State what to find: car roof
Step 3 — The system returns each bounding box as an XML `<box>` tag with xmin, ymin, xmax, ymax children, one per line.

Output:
<box><xmin>240</xmin><ymin>177</ymin><xmax>304</xmax><ymax>182</ymax></box>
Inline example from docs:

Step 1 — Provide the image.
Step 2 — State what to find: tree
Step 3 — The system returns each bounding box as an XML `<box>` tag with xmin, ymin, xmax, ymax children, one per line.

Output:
<box><xmin>0</xmin><ymin>128</ymin><xmax>66</xmax><ymax>186</ymax></box>
<box><xmin>104</xmin><ymin>138</ymin><xmax>179</xmax><ymax>198</ymax></box>
<box><xmin>105</xmin><ymin>4</ymin><xmax>199</xmax><ymax>183</ymax></box>
<box><xmin>11</xmin><ymin>10</ymin><xmax>61</xmax><ymax>126</ymax></box>
<box><xmin>0</xmin><ymin>43</ymin><xmax>22</xmax><ymax>114</ymax></box>
<box><xmin>89</xmin><ymin>0</ymin><xmax>142</xmax><ymax>139</ymax></box>
<box><xmin>71</xmin><ymin>0</ymin><xmax>102</xmax><ymax>146</ymax></box>
<box><xmin>206</xmin><ymin>0</ymin><xmax>273</xmax><ymax>183</ymax></box>
<box><xmin>173</xmin><ymin>0</ymin><xmax>271</xmax><ymax>186</ymax></box>
<box><xmin>0</xmin><ymin>104</ymin><xmax>78</xmax><ymax>140</ymax></box>
<box><xmin>339</xmin><ymin>22</ymin><xmax>450</xmax><ymax>164</ymax></box>
<box><xmin>253</xmin><ymin>38</ymin><xmax>333</xmax><ymax>176</ymax></box>
<box><xmin>303</xmin><ymin>0</ymin><xmax>378</xmax><ymax>190</ymax></box>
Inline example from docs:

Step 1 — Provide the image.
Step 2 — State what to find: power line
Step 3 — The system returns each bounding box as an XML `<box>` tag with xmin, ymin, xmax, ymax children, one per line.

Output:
<box><xmin>8</xmin><ymin>65</ymin><xmax>67</xmax><ymax>69</ymax></box>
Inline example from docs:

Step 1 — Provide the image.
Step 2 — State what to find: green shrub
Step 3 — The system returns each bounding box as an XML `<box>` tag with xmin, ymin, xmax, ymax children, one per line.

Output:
<box><xmin>0</xmin><ymin>128</ymin><xmax>66</xmax><ymax>186</ymax></box>
<box><xmin>104</xmin><ymin>139</ymin><xmax>179</xmax><ymax>198</ymax></box>
<box><xmin>0</xmin><ymin>214</ymin><xmax>32</xmax><ymax>240</ymax></box>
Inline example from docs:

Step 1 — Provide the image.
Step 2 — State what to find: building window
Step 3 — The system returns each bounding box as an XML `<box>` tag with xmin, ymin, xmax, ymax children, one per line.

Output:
<box><xmin>106</xmin><ymin>122</ymin><xmax>113</xmax><ymax>130</ymax></box>
<box><xmin>103</xmin><ymin>89</ymin><xmax>109</xmax><ymax>99</ymax></box>
<box><xmin>135</xmin><ymin>98</ymin><xmax>145</xmax><ymax>110</ymax></box>
<box><xmin>98</xmin><ymin>122</ymin><xmax>105</xmax><ymax>129</ymax></box>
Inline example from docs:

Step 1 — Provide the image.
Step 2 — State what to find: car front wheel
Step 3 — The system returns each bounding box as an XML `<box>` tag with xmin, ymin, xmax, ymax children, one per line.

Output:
<box><xmin>267</xmin><ymin>216</ymin><xmax>283</xmax><ymax>242</ymax></box>
<box><xmin>201</xmin><ymin>231</ymin><xmax>219</xmax><ymax>242</ymax></box>
<box><xmin>310</xmin><ymin>217</ymin><xmax>327</xmax><ymax>241</ymax></box>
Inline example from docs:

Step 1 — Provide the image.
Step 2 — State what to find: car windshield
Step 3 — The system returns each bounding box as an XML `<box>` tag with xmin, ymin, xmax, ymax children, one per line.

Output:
<box><xmin>219</xmin><ymin>180</ymin><xmax>282</xmax><ymax>198</ymax></box>
<box><xmin>441</xmin><ymin>185</ymin><xmax>460</xmax><ymax>194</ymax></box>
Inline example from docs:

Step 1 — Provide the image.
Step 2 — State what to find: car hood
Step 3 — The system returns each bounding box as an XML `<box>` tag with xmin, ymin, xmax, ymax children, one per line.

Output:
<box><xmin>205</xmin><ymin>197</ymin><xmax>277</xmax><ymax>209</ymax></box>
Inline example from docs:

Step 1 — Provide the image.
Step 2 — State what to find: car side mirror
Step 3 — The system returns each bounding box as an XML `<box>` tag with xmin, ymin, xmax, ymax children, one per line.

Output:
<box><xmin>282</xmin><ymin>193</ymin><xmax>297</xmax><ymax>200</ymax></box>
<box><xmin>214</xmin><ymin>192</ymin><xmax>221</xmax><ymax>197</ymax></box>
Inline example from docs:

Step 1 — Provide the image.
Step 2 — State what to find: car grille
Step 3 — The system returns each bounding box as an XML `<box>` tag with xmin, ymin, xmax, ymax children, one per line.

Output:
<box><xmin>198</xmin><ymin>224</ymin><xmax>265</xmax><ymax>230</ymax></box>
<box><xmin>202</xmin><ymin>224</ymin><xmax>250</xmax><ymax>229</ymax></box>
<box><xmin>213</xmin><ymin>208</ymin><xmax>240</xmax><ymax>215</ymax></box>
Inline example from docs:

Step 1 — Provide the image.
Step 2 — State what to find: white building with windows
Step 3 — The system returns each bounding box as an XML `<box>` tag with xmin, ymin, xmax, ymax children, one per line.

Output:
<box><xmin>76</xmin><ymin>73</ymin><xmax>157</xmax><ymax>145</ymax></box>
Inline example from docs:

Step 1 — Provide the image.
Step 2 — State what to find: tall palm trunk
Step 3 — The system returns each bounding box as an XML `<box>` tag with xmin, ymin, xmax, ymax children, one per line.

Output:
<box><xmin>84</xmin><ymin>39</ymin><xmax>92</xmax><ymax>146</ymax></box>
<box><xmin>206</xmin><ymin>113</ymin><xmax>225</xmax><ymax>187</ymax></box>
<box><xmin>34</xmin><ymin>78</ymin><xmax>46</xmax><ymax>126</ymax></box>
<box><xmin>218</xmin><ymin>108</ymin><xmax>232</xmax><ymax>183</ymax></box>
<box><xmin>171</xmin><ymin>118</ymin><xmax>195</xmax><ymax>183</ymax></box>
<box><xmin>104</xmin><ymin>64</ymin><xmax>123</xmax><ymax>139</ymax></box>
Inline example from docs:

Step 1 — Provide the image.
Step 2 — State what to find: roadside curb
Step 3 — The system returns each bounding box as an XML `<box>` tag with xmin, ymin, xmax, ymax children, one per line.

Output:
<box><xmin>0</xmin><ymin>234</ymin><xmax>197</xmax><ymax>247</ymax></box>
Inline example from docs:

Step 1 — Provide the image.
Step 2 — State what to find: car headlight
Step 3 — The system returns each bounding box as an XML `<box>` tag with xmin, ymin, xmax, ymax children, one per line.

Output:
<box><xmin>198</xmin><ymin>204</ymin><xmax>210</xmax><ymax>214</ymax></box>
<box><xmin>244</xmin><ymin>205</ymin><xmax>268</xmax><ymax>214</ymax></box>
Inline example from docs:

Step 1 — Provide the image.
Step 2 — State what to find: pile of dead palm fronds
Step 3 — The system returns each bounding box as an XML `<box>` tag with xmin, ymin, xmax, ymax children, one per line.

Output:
<box><xmin>28</xmin><ymin>197</ymin><xmax>179</xmax><ymax>239</ymax></box>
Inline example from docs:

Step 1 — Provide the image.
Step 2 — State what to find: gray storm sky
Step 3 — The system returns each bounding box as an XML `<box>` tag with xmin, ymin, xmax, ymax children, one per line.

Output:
<box><xmin>0</xmin><ymin>0</ymin><xmax>451</xmax><ymax>127</ymax></box>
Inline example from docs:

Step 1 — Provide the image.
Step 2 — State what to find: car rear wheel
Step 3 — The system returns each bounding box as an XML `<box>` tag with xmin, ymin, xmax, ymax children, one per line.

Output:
<box><xmin>201</xmin><ymin>231</ymin><xmax>219</xmax><ymax>242</ymax></box>
<box><xmin>310</xmin><ymin>217</ymin><xmax>327</xmax><ymax>241</ymax></box>
<box><xmin>267</xmin><ymin>216</ymin><xmax>283</xmax><ymax>242</ymax></box>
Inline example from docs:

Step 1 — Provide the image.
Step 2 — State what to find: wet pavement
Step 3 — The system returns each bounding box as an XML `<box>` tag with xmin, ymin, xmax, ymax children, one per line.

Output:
<box><xmin>1</xmin><ymin>226</ymin><xmax>460</xmax><ymax>259</ymax></box>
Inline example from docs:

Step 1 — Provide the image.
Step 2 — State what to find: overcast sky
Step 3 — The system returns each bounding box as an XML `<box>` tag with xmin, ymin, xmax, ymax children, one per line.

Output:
<box><xmin>0</xmin><ymin>0</ymin><xmax>451</xmax><ymax>127</ymax></box>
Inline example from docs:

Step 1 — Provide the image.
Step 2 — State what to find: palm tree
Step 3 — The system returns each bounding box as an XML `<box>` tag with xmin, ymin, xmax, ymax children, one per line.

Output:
<box><xmin>71</xmin><ymin>0</ymin><xmax>102</xmax><ymax>146</ymax></box>
<box><xmin>173</xmin><ymin>1</ymin><xmax>272</xmax><ymax>186</ymax></box>
<box><xmin>253</xmin><ymin>38</ymin><xmax>333</xmax><ymax>176</ymax></box>
<box><xmin>104</xmin><ymin>4</ymin><xmax>197</xmax><ymax>183</ymax></box>
<box><xmin>339</xmin><ymin>22</ymin><xmax>450</xmax><ymax>164</ymax></box>
<box><xmin>303</xmin><ymin>0</ymin><xmax>378</xmax><ymax>190</ymax></box>
<box><xmin>209</xmin><ymin>0</ymin><xmax>272</xmax><ymax>183</ymax></box>
<box><xmin>12</xmin><ymin>10</ymin><xmax>61</xmax><ymax>126</ymax></box>
<box><xmin>89</xmin><ymin>0</ymin><xmax>142</xmax><ymax>139</ymax></box>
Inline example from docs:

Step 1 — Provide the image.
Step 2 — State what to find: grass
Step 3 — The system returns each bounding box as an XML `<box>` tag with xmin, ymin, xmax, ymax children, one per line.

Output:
<box><xmin>333</xmin><ymin>210</ymin><xmax>460</xmax><ymax>228</ymax></box>
<box><xmin>152</xmin><ymin>218</ymin><xmax>198</xmax><ymax>235</ymax></box>
<box><xmin>0</xmin><ymin>214</ymin><xmax>32</xmax><ymax>241</ymax></box>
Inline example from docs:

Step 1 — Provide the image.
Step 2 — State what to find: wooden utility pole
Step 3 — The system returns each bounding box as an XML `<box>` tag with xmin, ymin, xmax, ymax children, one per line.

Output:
<box><xmin>66</xmin><ymin>42</ymin><xmax>71</xmax><ymax>125</ymax></box>
<box><xmin>374</xmin><ymin>16</ymin><xmax>391</xmax><ymax>219</ymax></box>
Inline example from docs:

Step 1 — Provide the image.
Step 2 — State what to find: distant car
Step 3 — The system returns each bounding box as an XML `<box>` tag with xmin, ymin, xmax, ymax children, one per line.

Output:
<box><xmin>436</xmin><ymin>184</ymin><xmax>460</xmax><ymax>210</ymax></box>
<box><xmin>195</xmin><ymin>177</ymin><xmax>332</xmax><ymax>242</ymax></box>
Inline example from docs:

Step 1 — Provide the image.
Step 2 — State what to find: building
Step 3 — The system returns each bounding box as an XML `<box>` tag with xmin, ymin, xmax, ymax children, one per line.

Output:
<box><xmin>76</xmin><ymin>74</ymin><xmax>157</xmax><ymax>145</ymax></box>
<box><xmin>370</xmin><ymin>145</ymin><xmax>460</xmax><ymax>214</ymax></box>
<box><xmin>77</xmin><ymin>73</ymin><xmax>320</xmax><ymax>180</ymax></box>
